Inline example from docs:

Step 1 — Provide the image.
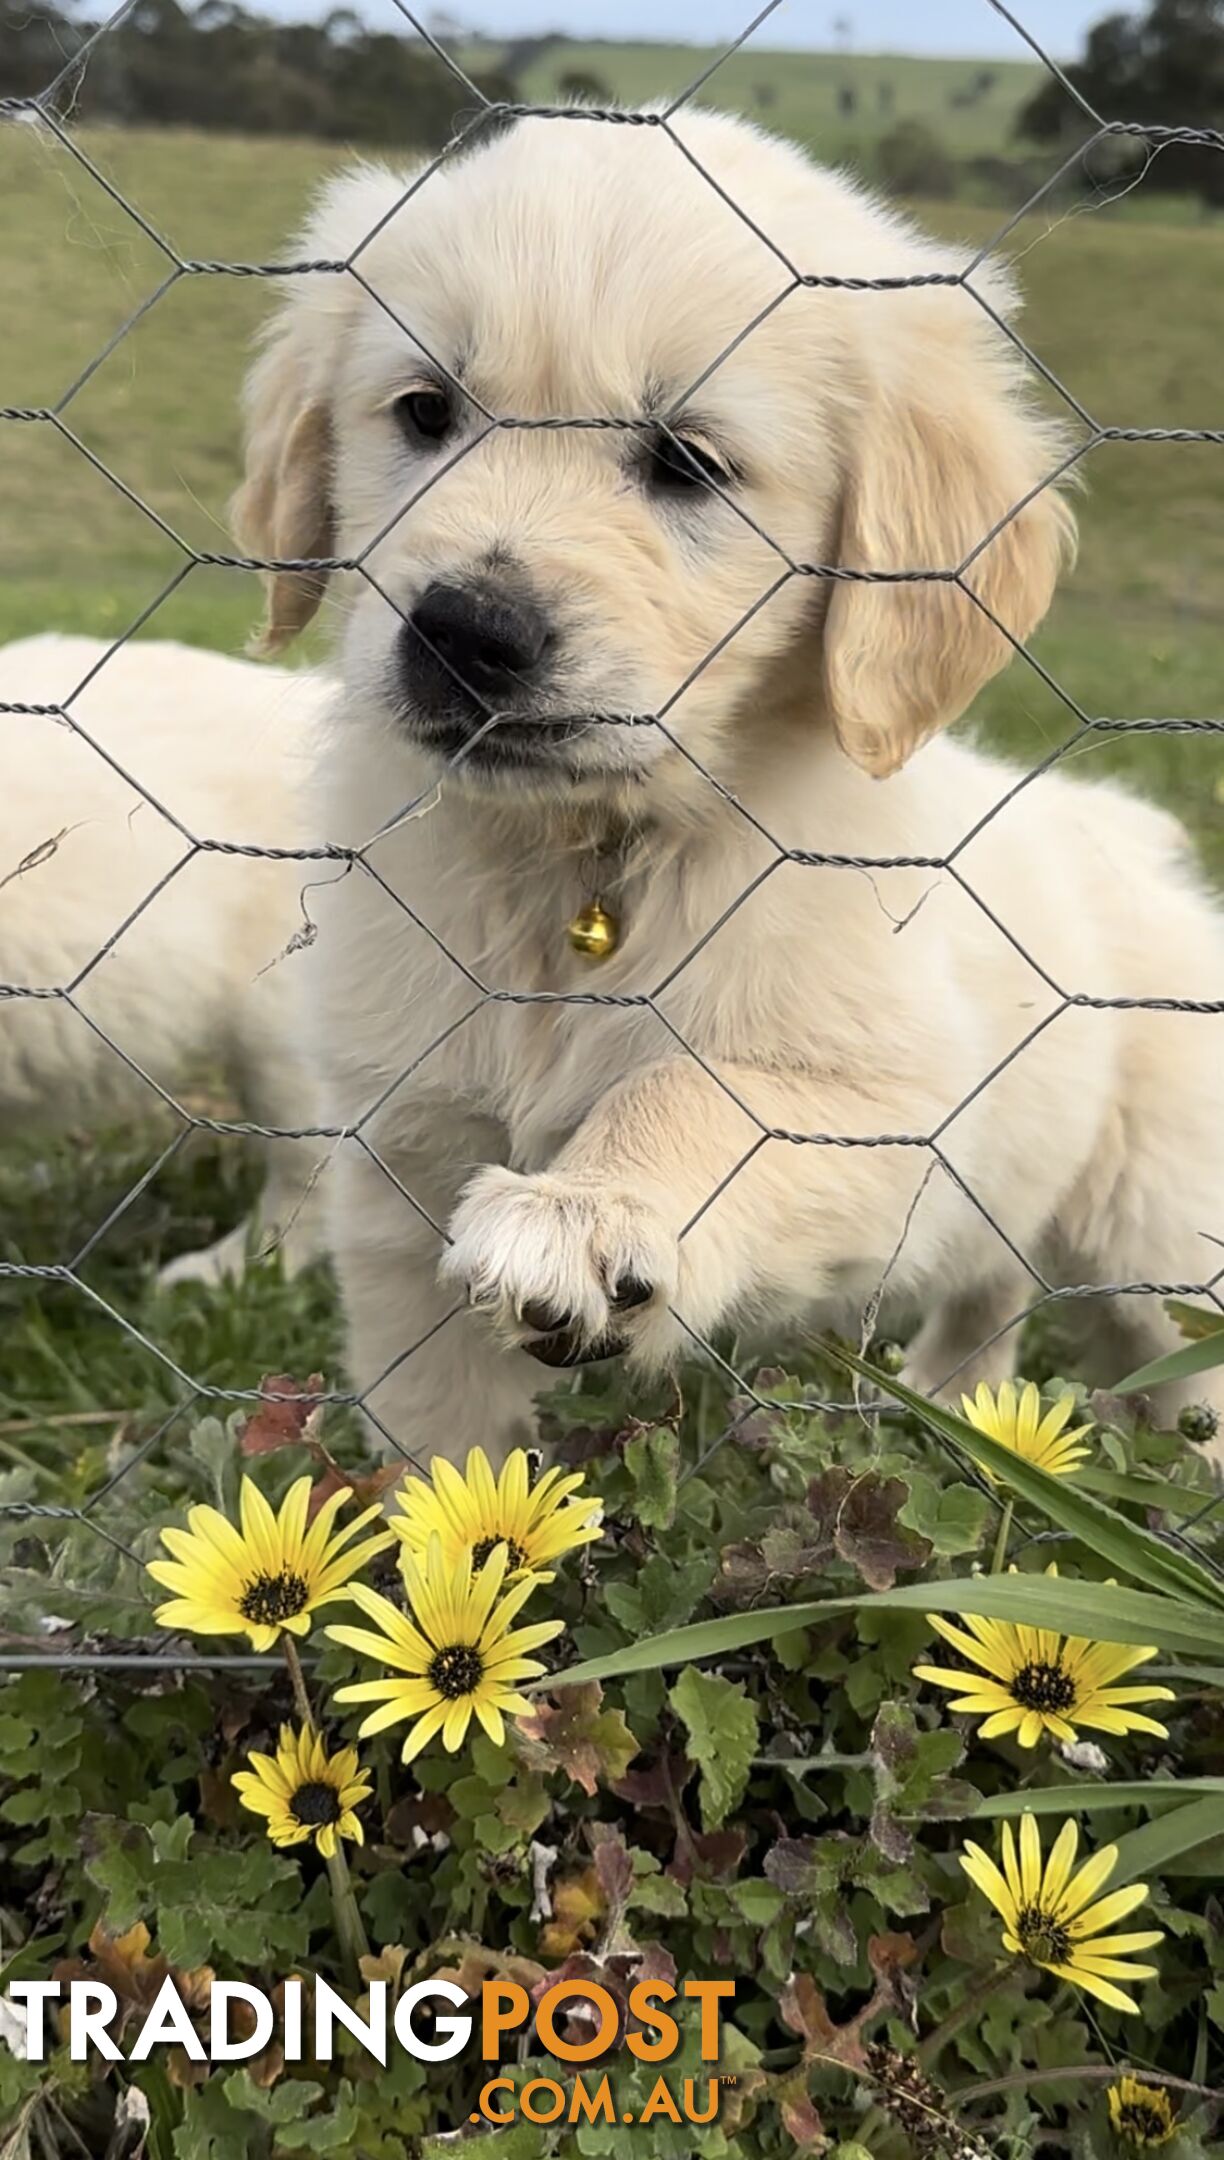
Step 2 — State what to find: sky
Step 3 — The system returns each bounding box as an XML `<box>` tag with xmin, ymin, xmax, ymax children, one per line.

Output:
<box><xmin>402</xmin><ymin>0</ymin><xmax>1099</xmax><ymax>61</ymax></box>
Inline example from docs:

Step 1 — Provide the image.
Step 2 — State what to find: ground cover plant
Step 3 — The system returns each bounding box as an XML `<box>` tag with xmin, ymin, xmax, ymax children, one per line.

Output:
<box><xmin>2</xmin><ymin>1337</ymin><xmax>1223</xmax><ymax>2157</ymax></box>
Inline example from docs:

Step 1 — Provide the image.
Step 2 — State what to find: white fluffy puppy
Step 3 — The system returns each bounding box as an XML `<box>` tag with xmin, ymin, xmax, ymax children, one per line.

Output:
<box><xmin>235</xmin><ymin>110</ymin><xmax>1224</xmax><ymax>1463</ymax></box>
<box><xmin>0</xmin><ymin>635</ymin><xmax>330</xmax><ymax>1282</ymax></box>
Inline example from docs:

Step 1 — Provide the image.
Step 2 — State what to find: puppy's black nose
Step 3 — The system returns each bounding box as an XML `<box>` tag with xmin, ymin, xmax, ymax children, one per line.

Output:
<box><xmin>406</xmin><ymin>580</ymin><xmax>552</xmax><ymax>705</ymax></box>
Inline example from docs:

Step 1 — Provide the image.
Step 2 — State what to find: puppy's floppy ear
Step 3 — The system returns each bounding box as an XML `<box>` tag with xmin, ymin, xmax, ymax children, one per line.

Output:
<box><xmin>823</xmin><ymin>280</ymin><xmax>1076</xmax><ymax>779</ymax></box>
<box><xmin>232</xmin><ymin>327</ymin><xmax>335</xmax><ymax>655</ymax></box>
<box><xmin>231</xmin><ymin>159</ymin><xmax>426</xmax><ymax>655</ymax></box>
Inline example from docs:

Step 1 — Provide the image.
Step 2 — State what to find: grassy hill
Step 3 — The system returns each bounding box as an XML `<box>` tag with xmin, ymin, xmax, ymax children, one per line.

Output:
<box><xmin>461</xmin><ymin>38</ymin><xmax>1044</xmax><ymax>164</ymax></box>
<box><xmin>3</xmin><ymin>119</ymin><xmax>1222</xmax><ymax>860</ymax></box>
<box><xmin>2</xmin><ymin>112</ymin><xmax>1222</xmax><ymax>1444</ymax></box>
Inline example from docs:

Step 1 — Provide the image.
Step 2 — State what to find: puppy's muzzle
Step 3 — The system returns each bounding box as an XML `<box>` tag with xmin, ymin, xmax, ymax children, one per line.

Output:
<box><xmin>396</xmin><ymin>578</ymin><xmax>574</xmax><ymax>766</ymax></box>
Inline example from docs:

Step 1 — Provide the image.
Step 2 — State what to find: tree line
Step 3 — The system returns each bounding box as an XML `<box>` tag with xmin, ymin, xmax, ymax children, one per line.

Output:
<box><xmin>0</xmin><ymin>0</ymin><xmax>516</xmax><ymax>144</ymax></box>
<box><xmin>1</xmin><ymin>0</ymin><xmax>1220</xmax><ymax>208</ymax></box>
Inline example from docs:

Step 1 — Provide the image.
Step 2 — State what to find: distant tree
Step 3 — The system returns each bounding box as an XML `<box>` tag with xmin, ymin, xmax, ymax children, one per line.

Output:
<box><xmin>1017</xmin><ymin>0</ymin><xmax>1224</xmax><ymax>206</ymax></box>
<box><xmin>0</xmin><ymin>0</ymin><xmax>83</xmax><ymax>97</ymax></box>
<box><xmin>0</xmin><ymin>0</ymin><xmax>518</xmax><ymax>141</ymax></box>
<box><xmin>836</xmin><ymin>81</ymin><xmax>857</xmax><ymax>116</ymax></box>
<box><xmin>556</xmin><ymin>65</ymin><xmax>612</xmax><ymax>103</ymax></box>
<box><xmin>876</xmin><ymin>118</ymin><xmax>956</xmax><ymax>199</ymax></box>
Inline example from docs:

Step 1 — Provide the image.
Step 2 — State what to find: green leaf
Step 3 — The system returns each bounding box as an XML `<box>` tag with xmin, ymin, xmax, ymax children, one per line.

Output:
<box><xmin>84</xmin><ymin>1822</ymin><xmax>152</xmax><ymax>1933</ymax></box>
<box><xmin>1078</xmin><ymin>1466</ymin><xmax>1218</xmax><ymax>1516</ymax></box>
<box><xmin>629</xmin><ymin>1872</ymin><xmax>688</xmax><ymax>1919</ymax></box>
<box><xmin>624</xmin><ymin>1425</ymin><xmax>680</xmax><ymax>1531</ymax></box>
<box><xmin>729</xmin><ymin>1877</ymin><xmax>784</xmax><ymax>1925</ymax></box>
<box><xmin>943</xmin><ymin>1779</ymin><xmax>1224</xmax><ymax>1819</ymax></box>
<box><xmin>221</xmin><ymin>2073</ymin><xmax>326</xmax><ymax>2125</ymax></box>
<box><xmin>189</xmin><ymin>1416</ymin><xmax>237</xmax><ymax>1510</ymax></box>
<box><xmin>544</xmin><ymin>1571</ymin><xmax>1224</xmax><ymax>1690</ymax></box>
<box><xmin>605</xmin><ymin>1553</ymin><xmax>712</xmax><ymax>1633</ymax></box>
<box><xmin>935</xmin><ymin>1483</ymin><xmax>992</xmax><ymax>1552</ymax></box>
<box><xmin>825</xmin><ymin>1341</ymin><xmax>1224</xmax><ymax>1611</ymax></box>
<box><xmin>222</xmin><ymin>2072</ymin><xmax>363</xmax><ymax>2153</ymax></box>
<box><xmin>1107</xmin><ymin>1794</ymin><xmax>1224</xmax><ymax>1885</ymax></box>
<box><xmin>84</xmin><ymin>1821</ymin><xmax>309</xmax><ymax>1970</ymax></box>
<box><xmin>1115</xmin><ymin>1331</ymin><xmax>1224</xmax><ymax>1395</ymax></box>
<box><xmin>668</xmin><ymin>1666</ymin><xmax>758</xmax><ymax>1828</ymax></box>
<box><xmin>1160</xmin><ymin>1298</ymin><xmax>1224</xmax><ymax>1344</ymax></box>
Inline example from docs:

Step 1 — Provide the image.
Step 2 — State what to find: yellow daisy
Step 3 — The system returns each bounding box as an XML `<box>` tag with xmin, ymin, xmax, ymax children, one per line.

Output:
<box><xmin>962</xmin><ymin>1379</ymin><xmax>1093</xmax><ymax>1479</ymax></box>
<box><xmin>233</xmin><ymin>1723</ymin><xmax>371</xmax><ymax>1859</ymax></box>
<box><xmin>148</xmin><ymin>1475</ymin><xmax>395</xmax><ymax>1652</ymax></box>
<box><xmin>915</xmin><ymin>1588</ymin><xmax>1174</xmax><ymax>1746</ymax></box>
<box><xmin>389</xmin><ymin>1445</ymin><xmax>601</xmax><ymax>1583</ymax></box>
<box><xmin>960</xmin><ymin>1813</ymin><xmax>1163</xmax><ymax>2015</ymax></box>
<box><xmin>327</xmin><ymin>1533</ymin><xmax>563</xmax><ymax>1762</ymax></box>
<box><xmin>1108</xmin><ymin>2077</ymin><xmax>1177</xmax><ymax>2148</ymax></box>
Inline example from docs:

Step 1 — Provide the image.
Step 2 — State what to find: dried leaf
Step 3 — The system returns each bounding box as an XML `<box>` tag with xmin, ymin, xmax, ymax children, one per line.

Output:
<box><xmin>808</xmin><ymin>1468</ymin><xmax>933</xmax><ymax>1592</ymax></box>
<box><xmin>537</xmin><ymin>1868</ymin><xmax>605</xmax><ymax>1960</ymax></box>
<box><xmin>670</xmin><ymin>1825</ymin><xmax>748</xmax><ymax>1887</ymax></box>
<box><xmin>589</xmin><ymin>1824</ymin><xmax>634</xmax><ymax>1931</ymax></box>
<box><xmin>779</xmin><ymin>1972</ymin><xmax>838</xmax><ymax>2060</ymax></box>
<box><xmin>515</xmin><ymin>1682</ymin><xmax>639</xmax><ymax>1797</ymax></box>
<box><xmin>779</xmin><ymin>2081</ymin><xmax>826</xmax><ymax>2151</ymax></box>
<box><xmin>239</xmin><ymin>1374</ymin><xmax>327</xmax><ymax>1456</ymax></box>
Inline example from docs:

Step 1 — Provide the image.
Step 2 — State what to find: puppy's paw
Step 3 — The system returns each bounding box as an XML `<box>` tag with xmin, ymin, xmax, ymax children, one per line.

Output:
<box><xmin>441</xmin><ymin>1167</ymin><xmax>678</xmax><ymax>1367</ymax></box>
<box><xmin>157</xmin><ymin>1222</ymin><xmax>251</xmax><ymax>1291</ymax></box>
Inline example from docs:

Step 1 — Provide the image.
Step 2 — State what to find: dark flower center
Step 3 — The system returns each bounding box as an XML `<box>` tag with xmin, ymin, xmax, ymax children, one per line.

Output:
<box><xmin>472</xmin><ymin>1535</ymin><xmax>527</xmax><ymax>1573</ymax></box>
<box><xmin>1116</xmin><ymin>2100</ymin><xmax>1172</xmax><ymax>2146</ymax></box>
<box><xmin>239</xmin><ymin>1570</ymin><xmax>309</xmax><ymax>1625</ymax></box>
<box><xmin>429</xmin><ymin>1643</ymin><xmax>485</xmax><ymax>1699</ymax></box>
<box><xmin>290</xmin><ymin>1780</ymin><xmax>341</xmax><ymax>1827</ymax></box>
<box><xmin>1015</xmin><ymin>1904</ymin><xmax>1071</xmax><ymax>1964</ymax></box>
<box><xmin>1010</xmin><ymin>1660</ymin><xmax>1076</xmax><ymax>1712</ymax></box>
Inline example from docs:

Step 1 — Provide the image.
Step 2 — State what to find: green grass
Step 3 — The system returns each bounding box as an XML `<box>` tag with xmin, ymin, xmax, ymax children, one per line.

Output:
<box><xmin>464</xmin><ymin>38</ymin><xmax>1044</xmax><ymax>163</ymax></box>
<box><xmin>2</xmin><ymin>120</ymin><xmax>1223</xmax><ymax>1464</ymax></box>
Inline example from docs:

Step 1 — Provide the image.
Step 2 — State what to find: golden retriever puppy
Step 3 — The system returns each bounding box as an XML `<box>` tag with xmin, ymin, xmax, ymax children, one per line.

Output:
<box><xmin>0</xmin><ymin>635</ymin><xmax>329</xmax><ymax>1284</ymax></box>
<box><xmin>236</xmin><ymin>110</ymin><xmax>1224</xmax><ymax>1464</ymax></box>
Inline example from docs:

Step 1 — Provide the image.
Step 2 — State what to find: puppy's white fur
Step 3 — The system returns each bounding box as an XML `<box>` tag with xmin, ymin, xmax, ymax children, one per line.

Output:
<box><xmin>0</xmin><ymin>635</ymin><xmax>330</xmax><ymax>1282</ymax></box>
<box><xmin>236</xmin><ymin>111</ymin><xmax>1224</xmax><ymax>1462</ymax></box>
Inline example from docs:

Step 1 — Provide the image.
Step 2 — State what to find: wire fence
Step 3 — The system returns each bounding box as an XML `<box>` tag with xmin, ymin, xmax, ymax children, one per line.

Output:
<box><xmin>2</xmin><ymin>0</ymin><xmax>1223</xmax><ymax>1673</ymax></box>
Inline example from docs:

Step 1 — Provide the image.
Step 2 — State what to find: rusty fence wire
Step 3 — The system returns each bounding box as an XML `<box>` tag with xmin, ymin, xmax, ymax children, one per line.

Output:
<box><xmin>2</xmin><ymin>0</ymin><xmax>1223</xmax><ymax>1672</ymax></box>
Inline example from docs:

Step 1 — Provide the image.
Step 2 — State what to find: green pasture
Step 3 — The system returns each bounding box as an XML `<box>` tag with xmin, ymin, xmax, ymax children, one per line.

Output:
<box><xmin>2</xmin><ymin>116</ymin><xmax>1222</xmax><ymax>1452</ymax></box>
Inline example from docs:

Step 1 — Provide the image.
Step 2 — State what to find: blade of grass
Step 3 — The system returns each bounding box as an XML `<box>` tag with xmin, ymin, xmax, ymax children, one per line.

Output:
<box><xmin>1115</xmin><ymin>1332</ymin><xmax>1224</xmax><ymax>1395</ymax></box>
<box><xmin>942</xmin><ymin>1779</ymin><xmax>1224</xmax><ymax>1819</ymax></box>
<box><xmin>1106</xmin><ymin>1793</ymin><xmax>1224</xmax><ymax>1884</ymax></box>
<box><xmin>1079</xmin><ymin>1465</ymin><xmax>1221</xmax><ymax>1516</ymax></box>
<box><xmin>826</xmin><ymin>1341</ymin><xmax>1224</xmax><ymax>1610</ymax></box>
<box><xmin>543</xmin><ymin>1572</ymin><xmax>1224</xmax><ymax>1691</ymax></box>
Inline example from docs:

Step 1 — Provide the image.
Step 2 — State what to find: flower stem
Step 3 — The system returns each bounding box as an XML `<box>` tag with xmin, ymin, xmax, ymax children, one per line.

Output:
<box><xmin>282</xmin><ymin>1634</ymin><xmax>316</xmax><ymax>1727</ymax></box>
<box><xmin>281</xmin><ymin>1637</ymin><xmax>370</xmax><ymax>1987</ymax></box>
<box><xmin>991</xmin><ymin>1498</ymin><xmax>1014</xmax><ymax>1575</ymax></box>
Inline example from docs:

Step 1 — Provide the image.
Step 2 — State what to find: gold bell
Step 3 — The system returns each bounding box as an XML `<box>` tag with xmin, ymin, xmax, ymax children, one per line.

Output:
<box><xmin>567</xmin><ymin>900</ymin><xmax>619</xmax><ymax>960</ymax></box>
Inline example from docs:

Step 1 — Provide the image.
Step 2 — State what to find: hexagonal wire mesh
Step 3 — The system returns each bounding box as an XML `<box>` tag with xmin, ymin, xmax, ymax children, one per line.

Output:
<box><xmin>2</xmin><ymin>0</ymin><xmax>1223</xmax><ymax>1674</ymax></box>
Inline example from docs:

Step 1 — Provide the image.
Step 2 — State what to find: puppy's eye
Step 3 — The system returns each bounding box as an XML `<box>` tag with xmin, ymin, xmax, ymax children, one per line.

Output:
<box><xmin>393</xmin><ymin>388</ymin><xmax>454</xmax><ymax>446</ymax></box>
<box><xmin>647</xmin><ymin>431</ymin><xmax>731</xmax><ymax>497</ymax></box>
